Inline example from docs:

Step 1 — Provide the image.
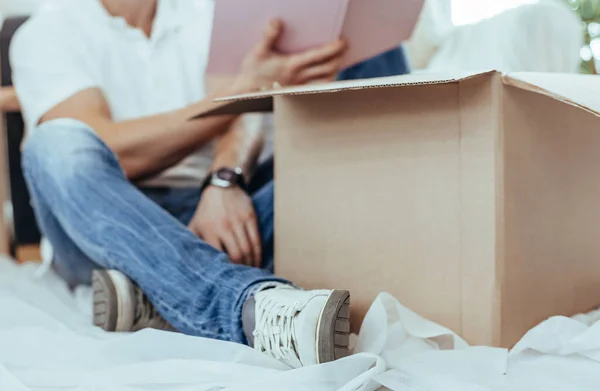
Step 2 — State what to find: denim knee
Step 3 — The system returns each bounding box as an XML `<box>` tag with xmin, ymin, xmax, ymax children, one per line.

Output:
<box><xmin>22</xmin><ymin>118</ymin><xmax>121</xmax><ymax>189</ymax></box>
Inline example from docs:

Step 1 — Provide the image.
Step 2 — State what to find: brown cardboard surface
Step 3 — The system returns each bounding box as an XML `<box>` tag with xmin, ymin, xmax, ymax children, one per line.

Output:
<box><xmin>503</xmin><ymin>73</ymin><xmax>600</xmax><ymax>117</ymax></box>
<box><xmin>273</xmin><ymin>72</ymin><xmax>508</xmax><ymax>345</ymax></box>
<box><xmin>191</xmin><ymin>71</ymin><xmax>497</xmax><ymax>119</ymax></box>
<box><xmin>199</xmin><ymin>70</ymin><xmax>600</xmax><ymax>347</ymax></box>
<box><xmin>193</xmin><ymin>98</ymin><xmax>274</xmax><ymax>119</ymax></box>
<box><xmin>456</xmin><ymin>74</ymin><xmax>503</xmax><ymax>346</ymax></box>
<box><xmin>500</xmin><ymin>85</ymin><xmax>600</xmax><ymax>346</ymax></box>
<box><xmin>274</xmin><ymin>82</ymin><xmax>466</xmax><ymax>335</ymax></box>
<box><xmin>217</xmin><ymin>70</ymin><xmax>497</xmax><ymax>102</ymax></box>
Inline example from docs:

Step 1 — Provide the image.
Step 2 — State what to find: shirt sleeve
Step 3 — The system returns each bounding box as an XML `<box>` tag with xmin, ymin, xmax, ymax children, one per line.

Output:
<box><xmin>404</xmin><ymin>0</ymin><xmax>455</xmax><ymax>69</ymax></box>
<box><xmin>10</xmin><ymin>16</ymin><xmax>99</xmax><ymax>131</ymax></box>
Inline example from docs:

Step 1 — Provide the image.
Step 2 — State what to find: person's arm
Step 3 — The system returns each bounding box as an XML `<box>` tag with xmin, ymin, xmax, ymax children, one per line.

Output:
<box><xmin>189</xmin><ymin>113</ymin><xmax>266</xmax><ymax>265</ymax></box>
<box><xmin>33</xmin><ymin>20</ymin><xmax>345</xmax><ymax>182</ymax></box>
<box><xmin>0</xmin><ymin>87</ymin><xmax>20</xmax><ymax>112</ymax></box>
<box><xmin>210</xmin><ymin>115</ymin><xmax>265</xmax><ymax>178</ymax></box>
<box><xmin>187</xmin><ymin>21</ymin><xmax>347</xmax><ymax>267</ymax></box>
<box><xmin>203</xmin><ymin>77</ymin><xmax>266</xmax><ymax>179</ymax></box>
<box><xmin>40</xmin><ymin>84</ymin><xmax>249</xmax><ymax>181</ymax></box>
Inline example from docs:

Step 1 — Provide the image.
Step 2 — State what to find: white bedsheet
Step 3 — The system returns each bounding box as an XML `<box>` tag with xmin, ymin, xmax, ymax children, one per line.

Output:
<box><xmin>0</xmin><ymin>257</ymin><xmax>599</xmax><ymax>391</ymax></box>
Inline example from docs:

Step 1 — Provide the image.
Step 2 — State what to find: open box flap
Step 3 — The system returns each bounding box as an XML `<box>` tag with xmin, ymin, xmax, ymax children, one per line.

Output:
<box><xmin>503</xmin><ymin>73</ymin><xmax>600</xmax><ymax>117</ymax></box>
<box><xmin>191</xmin><ymin>70</ymin><xmax>497</xmax><ymax>119</ymax></box>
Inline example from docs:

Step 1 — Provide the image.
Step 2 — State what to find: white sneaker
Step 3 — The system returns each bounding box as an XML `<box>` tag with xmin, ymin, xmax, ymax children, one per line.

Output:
<box><xmin>253</xmin><ymin>286</ymin><xmax>351</xmax><ymax>368</ymax></box>
<box><xmin>92</xmin><ymin>270</ymin><xmax>172</xmax><ymax>332</ymax></box>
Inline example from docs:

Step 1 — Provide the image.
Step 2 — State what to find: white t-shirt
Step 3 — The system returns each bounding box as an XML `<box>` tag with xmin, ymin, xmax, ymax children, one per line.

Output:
<box><xmin>11</xmin><ymin>0</ymin><xmax>221</xmax><ymax>188</ymax></box>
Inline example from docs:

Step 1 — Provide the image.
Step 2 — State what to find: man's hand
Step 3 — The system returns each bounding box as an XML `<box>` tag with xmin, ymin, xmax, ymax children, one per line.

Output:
<box><xmin>189</xmin><ymin>186</ymin><xmax>262</xmax><ymax>267</ymax></box>
<box><xmin>232</xmin><ymin>20</ymin><xmax>347</xmax><ymax>93</ymax></box>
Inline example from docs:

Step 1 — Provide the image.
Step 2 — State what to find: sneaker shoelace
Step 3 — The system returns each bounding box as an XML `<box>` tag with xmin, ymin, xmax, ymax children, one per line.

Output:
<box><xmin>253</xmin><ymin>293</ymin><xmax>304</xmax><ymax>362</ymax></box>
<box><xmin>132</xmin><ymin>286</ymin><xmax>172</xmax><ymax>331</ymax></box>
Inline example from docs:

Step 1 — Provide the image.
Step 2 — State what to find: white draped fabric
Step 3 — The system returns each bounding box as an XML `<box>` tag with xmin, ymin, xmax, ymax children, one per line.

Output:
<box><xmin>0</xmin><ymin>258</ymin><xmax>598</xmax><ymax>390</ymax></box>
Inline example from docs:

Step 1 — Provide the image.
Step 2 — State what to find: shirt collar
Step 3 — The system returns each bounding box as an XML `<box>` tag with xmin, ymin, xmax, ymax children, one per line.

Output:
<box><xmin>89</xmin><ymin>0</ymin><xmax>184</xmax><ymax>40</ymax></box>
<box><xmin>152</xmin><ymin>0</ymin><xmax>185</xmax><ymax>40</ymax></box>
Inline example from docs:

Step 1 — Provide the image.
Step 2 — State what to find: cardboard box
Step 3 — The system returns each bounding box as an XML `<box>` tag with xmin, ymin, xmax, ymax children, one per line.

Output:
<box><xmin>200</xmin><ymin>71</ymin><xmax>600</xmax><ymax>347</ymax></box>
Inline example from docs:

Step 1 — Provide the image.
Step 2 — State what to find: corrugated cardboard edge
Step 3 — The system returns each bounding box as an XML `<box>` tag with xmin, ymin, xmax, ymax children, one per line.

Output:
<box><xmin>191</xmin><ymin>70</ymin><xmax>498</xmax><ymax>119</ymax></box>
<box><xmin>502</xmin><ymin>75</ymin><xmax>600</xmax><ymax>118</ymax></box>
<box><xmin>216</xmin><ymin>70</ymin><xmax>498</xmax><ymax>101</ymax></box>
<box><xmin>455</xmin><ymin>71</ymin><xmax>505</xmax><ymax>347</ymax></box>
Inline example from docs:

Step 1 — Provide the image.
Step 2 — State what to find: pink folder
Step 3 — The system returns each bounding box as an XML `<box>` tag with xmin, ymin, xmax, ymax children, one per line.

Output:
<box><xmin>207</xmin><ymin>0</ymin><xmax>425</xmax><ymax>75</ymax></box>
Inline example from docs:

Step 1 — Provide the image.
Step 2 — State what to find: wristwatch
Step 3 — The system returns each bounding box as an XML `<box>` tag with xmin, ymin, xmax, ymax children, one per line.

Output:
<box><xmin>201</xmin><ymin>167</ymin><xmax>247</xmax><ymax>192</ymax></box>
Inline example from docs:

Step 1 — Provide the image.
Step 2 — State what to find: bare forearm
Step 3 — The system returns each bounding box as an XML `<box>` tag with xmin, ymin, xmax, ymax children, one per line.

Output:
<box><xmin>98</xmin><ymin>101</ymin><xmax>237</xmax><ymax>180</ymax></box>
<box><xmin>42</xmin><ymin>86</ymin><xmax>246</xmax><ymax>181</ymax></box>
<box><xmin>211</xmin><ymin>114</ymin><xmax>265</xmax><ymax>181</ymax></box>
<box><xmin>0</xmin><ymin>87</ymin><xmax>20</xmax><ymax>112</ymax></box>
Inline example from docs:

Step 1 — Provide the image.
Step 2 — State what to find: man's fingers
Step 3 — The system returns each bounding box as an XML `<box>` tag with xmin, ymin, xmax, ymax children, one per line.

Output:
<box><xmin>245</xmin><ymin>219</ymin><xmax>262</xmax><ymax>267</ymax></box>
<box><xmin>290</xmin><ymin>39</ymin><xmax>346</xmax><ymax>70</ymax></box>
<box><xmin>232</xmin><ymin>222</ymin><xmax>253</xmax><ymax>266</ymax></box>
<box><xmin>257</xmin><ymin>19</ymin><xmax>283</xmax><ymax>54</ymax></box>
<box><xmin>203</xmin><ymin>233</ymin><xmax>224</xmax><ymax>252</ymax></box>
<box><xmin>296</xmin><ymin>60</ymin><xmax>342</xmax><ymax>85</ymax></box>
<box><xmin>220</xmin><ymin>231</ymin><xmax>243</xmax><ymax>264</ymax></box>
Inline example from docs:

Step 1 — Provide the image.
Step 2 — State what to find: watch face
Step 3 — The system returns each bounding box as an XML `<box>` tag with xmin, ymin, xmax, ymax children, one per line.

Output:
<box><xmin>216</xmin><ymin>168</ymin><xmax>240</xmax><ymax>184</ymax></box>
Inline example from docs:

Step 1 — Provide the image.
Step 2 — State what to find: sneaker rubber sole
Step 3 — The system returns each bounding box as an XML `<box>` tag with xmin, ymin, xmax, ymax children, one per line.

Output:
<box><xmin>316</xmin><ymin>290</ymin><xmax>351</xmax><ymax>364</ymax></box>
<box><xmin>92</xmin><ymin>270</ymin><xmax>134</xmax><ymax>332</ymax></box>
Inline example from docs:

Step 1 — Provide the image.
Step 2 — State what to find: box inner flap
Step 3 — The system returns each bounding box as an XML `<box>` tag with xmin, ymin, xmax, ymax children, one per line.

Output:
<box><xmin>191</xmin><ymin>70</ymin><xmax>497</xmax><ymax>119</ymax></box>
<box><xmin>503</xmin><ymin>73</ymin><xmax>600</xmax><ymax>117</ymax></box>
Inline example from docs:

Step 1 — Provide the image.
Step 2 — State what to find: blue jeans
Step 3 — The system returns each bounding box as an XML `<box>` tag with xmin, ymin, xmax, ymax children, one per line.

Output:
<box><xmin>22</xmin><ymin>119</ymin><xmax>286</xmax><ymax>343</ymax></box>
<box><xmin>338</xmin><ymin>46</ymin><xmax>410</xmax><ymax>81</ymax></box>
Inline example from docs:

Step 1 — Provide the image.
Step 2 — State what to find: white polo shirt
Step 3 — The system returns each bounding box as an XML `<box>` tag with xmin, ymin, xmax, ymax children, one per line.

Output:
<box><xmin>11</xmin><ymin>0</ymin><xmax>221</xmax><ymax>188</ymax></box>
